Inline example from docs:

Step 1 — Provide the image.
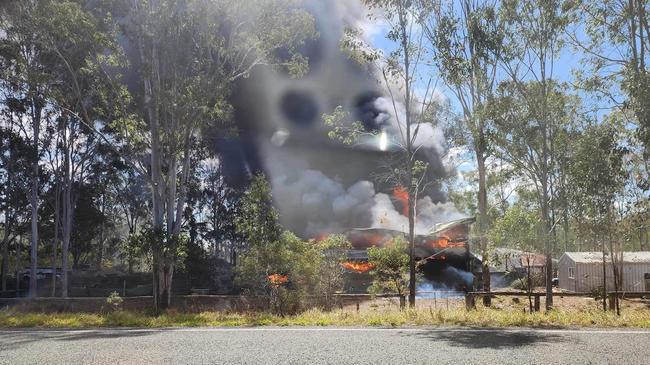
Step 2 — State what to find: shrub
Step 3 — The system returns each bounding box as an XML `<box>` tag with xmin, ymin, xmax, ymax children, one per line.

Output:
<box><xmin>313</xmin><ymin>234</ymin><xmax>351</xmax><ymax>311</ymax></box>
<box><xmin>367</xmin><ymin>236</ymin><xmax>410</xmax><ymax>308</ymax></box>
<box><xmin>106</xmin><ymin>291</ymin><xmax>124</xmax><ymax>311</ymax></box>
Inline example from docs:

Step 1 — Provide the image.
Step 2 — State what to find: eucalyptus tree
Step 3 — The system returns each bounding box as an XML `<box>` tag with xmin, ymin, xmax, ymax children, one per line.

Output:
<box><xmin>0</xmin><ymin>111</ymin><xmax>31</xmax><ymax>293</ymax></box>
<box><xmin>33</xmin><ymin>0</ymin><xmax>121</xmax><ymax>297</ymax></box>
<box><xmin>345</xmin><ymin>0</ymin><xmax>447</xmax><ymax>307</ymax></box>
<box><xmin>106</xmin><ymin>0</ymin><xmax>316</xmax><ymax>309</ymax></box>
<box><xmin>566</xmin><ymin>121</ymin><xmax>628</xmax><ymax>313</ymax></box>
<box><xmin>420</xmin><ymin>0</ymin><xmax>505</xmax><ymax>305</ymax></box>
<box><xmin>569</xmin><ymin>0</ymin><xmax>650</xmax><ymax>166</ymax></box>
<box><xmin>496</xmin><ymin>0</ymin><xmax>572</xmax><ymax>309</ymax></box>
<box><xmin>488</xmin><ymin>80</ymin><xmax>576</xmax><ymax>309</ymax></box>
<box><xmin>0</xmin><ymin>1</ymin><xmax>57</xmax><ymax>297</ymax></box>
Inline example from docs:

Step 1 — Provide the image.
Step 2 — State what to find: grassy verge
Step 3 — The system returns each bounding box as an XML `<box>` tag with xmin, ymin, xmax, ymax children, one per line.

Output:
<box><xmin>1</xmin><ymin>307</ymin><xmax>649</xmax><ymax>329</ymax></box>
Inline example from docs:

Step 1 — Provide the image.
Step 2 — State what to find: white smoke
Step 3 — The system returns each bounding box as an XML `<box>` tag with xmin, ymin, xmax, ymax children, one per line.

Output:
<box><xmin>270</xmin><ymin>168</ymin><xmax>464</xmax><ymax>237</ymax></box>
<box><xmin>374</xmin><ymin>96</ymin><xmax>446</xmax><ymax>155</ymax></box>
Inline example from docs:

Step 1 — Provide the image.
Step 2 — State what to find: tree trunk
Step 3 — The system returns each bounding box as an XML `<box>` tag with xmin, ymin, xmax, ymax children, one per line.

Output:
<box><xmin>1</xmin><ymin>238</ymin><xmax>8</xmax><ymax>293</ymax></box>
<box><xmin>51</xmin><ymin>182</ymin><xmax>60</xmax><ymax>297</ymax></box>
<box><xmin>28</xmin><ymin>100</ymin><xmax>41</xmax><ymax>299</ymax></box>
<box><xmin>527</xmin><ymin>257</ymin><xmax>533</xmax><ymax>313</ymax></box>
<box><xmin>96</xmin><ymin>194</ymin><xmax>105</xmax><ymax>271</ymax></box>
<box><xmin>541</xmin><ymin>182</ymin><xmax>554</xmax><ymax>310</ymax></box>
<box><xmin>608</xmin><ymin>227</ymin><xmax>621</xmax><ymax>316</ymax></box>
<box><xmin>157</xmin><ymin>259</ymin><xmax>174</xmax><ymax>310</ymax></box>
<box><xmin>61</xmin><ymin>130</ymin><xmax>73</xmax><ymax>298</ymax></box>
<box><xmin>602</xmin><ymin>243</ymin><xmax>608</xmax><ymax>312</ymax></box>
<box><xmin>15</xmin><ymin>236</ymin><xmax>22</xmax><ymax>297</ymax></box>
<box><xmin>476</xmin><ymin>150</ymin><xmax>491</xmax><ymax>307</ymax></box>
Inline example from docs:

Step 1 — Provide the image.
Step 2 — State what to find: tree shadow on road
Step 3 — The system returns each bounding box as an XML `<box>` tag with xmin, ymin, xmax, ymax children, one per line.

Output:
<box><xmin>399</xmin><ymin>328</ymin><xmax>568</xmax><ymax>349</ymax></box>
<box><xmin>0</xmin><ymin>329</ymin><xmax>153</xmax><ymax>352</ymax></box>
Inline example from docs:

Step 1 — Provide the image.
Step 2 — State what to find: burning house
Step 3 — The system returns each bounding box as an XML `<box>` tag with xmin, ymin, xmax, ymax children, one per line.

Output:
<box><xmin>215</xmin><ymin>0</ymin><xmax>473</xmax><ymax>293</ymax></box>
<box><xmin>340</xmin><ymin>217</ymin><xmax>478</xmax><ymax>293</ymax></box>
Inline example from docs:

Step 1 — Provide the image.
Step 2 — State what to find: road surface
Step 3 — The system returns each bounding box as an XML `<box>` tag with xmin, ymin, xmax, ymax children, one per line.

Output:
<box><xmin>1</xmin><ymin>327</ymin><xmax>649</xmax><ymax>364</ymax></box>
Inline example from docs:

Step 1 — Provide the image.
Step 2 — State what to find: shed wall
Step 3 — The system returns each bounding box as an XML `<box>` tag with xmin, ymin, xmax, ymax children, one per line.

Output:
<box><xmin>558</xmin><ymin>255</ymin><xmax>576</xmax><ymax>292</ymax></box>
<box><xmin>560</xmin><ymin>260</ymin><xmax>650</xmax><ymax>292</ymax></box>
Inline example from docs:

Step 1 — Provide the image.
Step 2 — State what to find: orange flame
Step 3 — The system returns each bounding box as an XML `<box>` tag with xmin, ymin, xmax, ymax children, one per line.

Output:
<box><xmin>313</xmin><ymin>232</ymin><xmax>330</xmax><ymax>242</ymax></box>
<box><xmin>267</xmin><ymin>274</ymin><xmax>289</xmax><ymax>288</ymax></box>
<box><xmin>427</xmin><ymin>236</ymin><xmax>465</xmax><ymax>249</ymax></box>
<box><xmin>393</xmin><ymin>186</ymin><xmax>409</xmax><ymax>216</ymax></box>
<box><xmin>341</xmin><ymin>261</ymin><xmax>375</xmax><ymax>273</ymax></box>
<box><xmin>349</xmin><ymin>233</ymin><xmax>387</xmax><ymax>248</ymax></box>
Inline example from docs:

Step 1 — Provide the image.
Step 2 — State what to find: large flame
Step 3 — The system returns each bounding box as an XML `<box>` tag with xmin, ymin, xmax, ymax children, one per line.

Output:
<box><xmin>427</xmin><ymin>236</ymin><xmax>465</xmax><ymax>249</ymax></box>
<box><xmin>313</xmin><ymin>232</ymin><xmax>330</xmax><ymax>242</ymax></box>
<box><xmin>392</xmin><ymin>186</ymin><xmax>409</xmax><ymax>216</ymax></box>
<box><xmin>341</xmin><ymin>261</ymin><xmax>375</xmax><ymax>273</ymax></box>
<box><xmin>267</xmin><ymin>274</ymin><xmax>289</xmax><ymax>288</ymax></box>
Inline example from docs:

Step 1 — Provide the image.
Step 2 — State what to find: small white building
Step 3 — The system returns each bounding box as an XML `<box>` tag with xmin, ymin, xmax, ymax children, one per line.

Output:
<box><xmin>558</xmin><ymin>252</ymin><xmax>650</xmax><ymax>293</ymax></box>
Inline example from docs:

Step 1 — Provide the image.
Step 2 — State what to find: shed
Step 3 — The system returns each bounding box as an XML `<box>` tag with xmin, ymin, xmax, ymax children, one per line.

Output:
<box><xmin>487</xmin><ymin>248</ymin><xmax>547</xmax><ymax>288</ymax></box>
<box><xmin>558</xmin><ymin>252</ymin><xmax>650</xmax><ymax>292</ymax></box>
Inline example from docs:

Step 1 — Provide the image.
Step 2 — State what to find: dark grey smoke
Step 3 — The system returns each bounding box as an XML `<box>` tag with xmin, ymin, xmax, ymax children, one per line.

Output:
<box><xmin>221</xmin><ymin>0</ymin><xmax>463</xmax><ymax>237</ymax></box>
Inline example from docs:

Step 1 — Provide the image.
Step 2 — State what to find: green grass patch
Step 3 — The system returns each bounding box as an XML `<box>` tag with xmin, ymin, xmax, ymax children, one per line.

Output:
<box><xmin>0</xmin><ymin>307</ymin><xmax>648</xmax><ymax>329</ymax></box>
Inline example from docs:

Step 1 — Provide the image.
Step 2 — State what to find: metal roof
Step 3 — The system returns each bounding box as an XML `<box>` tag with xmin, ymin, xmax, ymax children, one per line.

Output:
<box><xmin>562</xmin><ymin>252</ymin><xmax>650</xmax><ymax>264</ymax></box>
<box><xmin>429</xmin><ymin>217</ymin><xmax>476</xmax><ymax>236</ymax></box>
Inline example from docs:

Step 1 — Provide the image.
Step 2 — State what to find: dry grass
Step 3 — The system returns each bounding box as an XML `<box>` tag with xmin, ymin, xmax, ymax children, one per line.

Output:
<box><xmin>1</xmin><ymin>305</ymin><xmax>648</xmax><ymax>329</ymax></box>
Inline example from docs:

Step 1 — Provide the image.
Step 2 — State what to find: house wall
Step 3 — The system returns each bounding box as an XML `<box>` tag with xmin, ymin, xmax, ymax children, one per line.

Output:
<box><xmin>559</xmin><ymin>255</ymin><xmax>650</xmax><ymax>292</ymax></box>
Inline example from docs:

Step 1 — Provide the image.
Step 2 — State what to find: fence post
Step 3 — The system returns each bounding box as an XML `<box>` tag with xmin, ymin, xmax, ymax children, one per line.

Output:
<box><xmin>465</xmin><ymin>293</ymin><xmax>476</xmax><ymax>311</ymax></box>
<box><xmin>534</xmin><ymin>295</ymin><xmax>540</xmax><ymax>312</ymax></box>
<box><xmin>608</xmin><ymin>294</ymin><xmax>616</xmax><ymax>312</ymax></box>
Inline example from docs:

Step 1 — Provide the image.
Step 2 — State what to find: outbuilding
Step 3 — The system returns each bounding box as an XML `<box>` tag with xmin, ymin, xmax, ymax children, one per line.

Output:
<box><xmin>558</xmin><ymin>252</ymin><xmax>650</xmax><ymax>293</ymax></box>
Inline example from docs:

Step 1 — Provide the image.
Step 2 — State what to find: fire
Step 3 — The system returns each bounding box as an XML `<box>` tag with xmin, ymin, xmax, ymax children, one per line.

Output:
<box><xmin>428</xmin><ymin>236</ymin><xmax>465</xmax><ymax>249</ymax></box>
<box><xmin>349</xmin><ymin>232</ymin><xmax>388</xmax><ymax>247</ymax></box>
<box><xmin>267</xmin><ymin>274</ymin><xmax>289</xmax><ymax>288</ymax></box>
<box><xmin>392</xmin><ymin>186</ymin><xmax>409</xmax><ymax>216</ymax></box>
<box><xmin>313</xmin><ymin>232</ymin><xmax>330</xmax><ymax>242</ymax></box>
<box><xmin>341</xmin><ymin>261</ymin><xmax>375</xmax><ymax>273</ymax></box>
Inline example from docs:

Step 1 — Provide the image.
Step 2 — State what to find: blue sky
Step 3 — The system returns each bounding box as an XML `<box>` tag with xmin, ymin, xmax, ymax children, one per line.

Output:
<box><xmin>361</xmin><ymin>13</ymin><xmax>623</xmax><ymax>198</ymax></box>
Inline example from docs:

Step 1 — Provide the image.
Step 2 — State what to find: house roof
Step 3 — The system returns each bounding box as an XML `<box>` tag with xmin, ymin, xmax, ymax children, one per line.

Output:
<box><xmin>429</xmin><ymin>217</ymin><xmax>476</xmax><ymax>236</ymax></box>
<box><xmin>562</xmin><ymin>252</ymin><xmax>650</xmax><ymax>264</ymax></box>
<box><xmin>490</xmin><ymin>248</ymin><xmax>546</xmax><ymax>272</ymax></box>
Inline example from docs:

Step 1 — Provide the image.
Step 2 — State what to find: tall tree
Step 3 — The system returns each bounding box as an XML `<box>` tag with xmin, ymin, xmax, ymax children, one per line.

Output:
<box><xmin>570</xmin><ymin>0</ymin><xmax>650</xmax><ymax>166</ymax></box>
<box><xmin>0</xmin><ymin>1</ymin><xmax>57</xmax><ymax>297</ymax></box>
<box><xmin>107</xmin><ymin>0</ymin><xmax>316</xmax><ymax>309</ymax></box>
<box><xmin>353</xmin><ymin>0</ymin><xmax>443</xmax><ymax>308</ymax></box>
<box><xmin>498</xmin><ymin>0</ymin><xmax>571</xmax><ymax>310</ymax></box>
<box><xmin>421</xmin><ymin>0</ymin><xmax>505</xmax><ymax>305</ymax></box>
<box><xmin>37</xmin><ymin>0</ymin><xmax>119</xmax><ymax>297</ymax></box>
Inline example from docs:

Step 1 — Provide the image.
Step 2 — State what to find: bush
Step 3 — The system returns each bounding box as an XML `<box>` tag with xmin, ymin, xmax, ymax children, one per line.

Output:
<box><xmin>236</xmin><ymin>231</ymin><xmax>320</xmax><ymax>315</ymax></box>
<box><xmin>106</xmin><ymin>291</ymin><xmax>123</xmax><ymax>311</ymax></box>
<box><xmin>367</xmin><ymin>236</ymin><xmax>409</xmax><ymax>308</ymax></box>
<box><xmin>313</xmin><ymin>234</ymin><xmax>350</xmax><ymax>311</ymax></box>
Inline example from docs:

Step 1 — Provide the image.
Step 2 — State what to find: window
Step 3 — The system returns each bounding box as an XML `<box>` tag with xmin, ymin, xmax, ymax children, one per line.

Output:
<box><xmin>568</xmin><ymin>267</ymin><xmax>575</xmax><ymax>279</ymax></box>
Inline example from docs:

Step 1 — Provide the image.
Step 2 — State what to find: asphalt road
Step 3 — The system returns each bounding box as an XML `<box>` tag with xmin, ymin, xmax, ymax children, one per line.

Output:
<box><xmin>1</xmin><ymin>327</ymin><xmax>649</xmax><ymax>365</ymax></box>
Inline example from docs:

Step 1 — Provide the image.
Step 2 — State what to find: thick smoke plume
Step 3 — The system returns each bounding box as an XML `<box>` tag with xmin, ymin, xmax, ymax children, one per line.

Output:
<box><xmin>228</xmin><ymin>0</ymin><xmax>464</xmax><ymax>238</ymax></box>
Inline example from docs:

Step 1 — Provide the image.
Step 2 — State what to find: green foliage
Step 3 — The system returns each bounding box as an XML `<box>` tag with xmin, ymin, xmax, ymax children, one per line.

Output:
<box><xmin>322</xmin><ymin>106</ymin><xmax>366</xmax><ymax>145</ymax></box>
<box><xmin>489</xmin><ymin>203</ymin><xmax>541</xmax><ymax>251</ymax></box>
<box><xmin>106</xmin><ymin>291</ymin><xmax>123</xmax><ymax>311</ymax></box>
<box><xmin>313</xmin><ymin>234</ymin><xmax>351</xmax><ymax>310</ymax></box>
<box><xmin>566</xmin><ymin>122</ymin><xmax>628</xmax><ymax>220</ymax></box>
<box><xmin>235</xmin><ymin>173</ymin><xmax>282</xmax><ymax>249</ymax></box>
<box><xmin>130</xmin><ymin>227</ymin><xmax>189</xmax><ymax>269</ymax></box>
<box><xmin>367</xmin><ymin>237</ymin><xmax>409</xmax><ymax>298</ymax></box>
<box><xmin>236</xmin><ymin>231</ymin><xmax>320</xmax><ymax>314</ymax></box>
<box><xmin>235</xmin><ymin>176</ymin><xmax>353</xmax><ymax>312</ymax></box>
